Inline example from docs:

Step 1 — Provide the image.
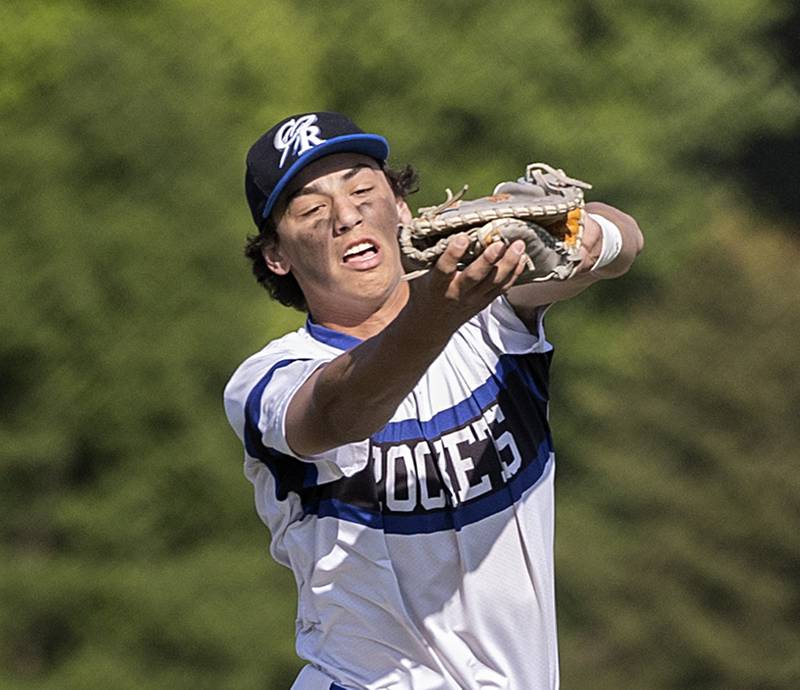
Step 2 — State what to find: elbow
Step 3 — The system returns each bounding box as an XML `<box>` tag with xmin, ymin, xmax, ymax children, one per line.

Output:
<box><xmin>630</xmin><ymin>218</ymin><xmax>645</xmax><ymax>256</ymax></box>
<box><xmin>621</xmin><ymin>217</ymin><xmax>645</xmax><ymax>266</ymax></box>
<box><xmin>585</xmin><ymin>201</ymin><xmax>644</xmax><ymax>277</ymax></box>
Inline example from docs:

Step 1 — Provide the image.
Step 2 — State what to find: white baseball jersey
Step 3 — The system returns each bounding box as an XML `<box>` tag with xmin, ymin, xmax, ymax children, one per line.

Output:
<box><xmin>224</xmin><ymin>296</ymin><xmax>559</xmax><ymax>690</ymax></box>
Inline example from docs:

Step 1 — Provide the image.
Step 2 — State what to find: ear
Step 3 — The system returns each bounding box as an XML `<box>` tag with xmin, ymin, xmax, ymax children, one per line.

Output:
<box><xmin>262</xmin><ymin>239</ymin><xmax>291</xmax><ymax>276</ymax></box>
<box><xmin>396</xmin><ymin>197</ymin><xmax>413</xmax><ymax>224</ymax></box>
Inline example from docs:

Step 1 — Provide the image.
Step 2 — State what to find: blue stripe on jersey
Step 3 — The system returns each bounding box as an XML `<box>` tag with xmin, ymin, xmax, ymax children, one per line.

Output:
<box><xmin>242</xmin><ymin>347</ymin><xmax>548</xmax><ymax>523</ymax></box>
<box><xmin>373</xmin><ymin>353</ymin><xmax>546</xmax><ymax>444</ymax></box>
<box><xmin>315</xmin><ymin>497</ymin><xmax>384</xmax><ymax>529</ymax></box>
<box><xmin>308</xmin><ymin>435</ymin><xmax>553</xmax><ymax>534</ymax></box>
<box><xmin>243</xmin><ymin>358</ymin><xmax>318</xmax><ymax>499</ymax></box>
<box><xmin>306</xmin><ymin>317</ymin><xmax>362</xmax><ymax>351</ymax></box>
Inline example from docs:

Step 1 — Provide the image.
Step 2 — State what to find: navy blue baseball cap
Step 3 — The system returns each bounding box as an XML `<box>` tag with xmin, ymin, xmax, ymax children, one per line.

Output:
<box><xmin>244</xmin><ymin>111</ymin><xmax>390</xmax><ymax>228</ymax></box>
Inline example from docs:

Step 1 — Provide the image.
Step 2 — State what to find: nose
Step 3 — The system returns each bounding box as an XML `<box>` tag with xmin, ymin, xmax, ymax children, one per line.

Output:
<box><xmin>332</xmin><ymin>195</ymin><xmax>363</xmax><ymax>235</ymax></box>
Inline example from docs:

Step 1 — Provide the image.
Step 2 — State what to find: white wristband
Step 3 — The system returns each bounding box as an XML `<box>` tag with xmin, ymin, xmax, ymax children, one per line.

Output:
<box><xmin>589</xmin><ymin>213</ymin><xmax>623</xmax><ymax>271</ymax></box>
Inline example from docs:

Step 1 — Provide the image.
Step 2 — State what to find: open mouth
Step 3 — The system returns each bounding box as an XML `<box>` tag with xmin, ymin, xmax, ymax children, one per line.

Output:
<box><xmin>343</xmin><ymin>241</ymin><xmax>379</xmax><ymax>263</ymax></box>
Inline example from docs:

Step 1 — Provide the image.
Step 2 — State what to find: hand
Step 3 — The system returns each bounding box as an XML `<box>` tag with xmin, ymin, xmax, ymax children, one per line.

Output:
<box><xmin>407</xmin><ymin>233</ymin><xmax>528</xmax><ymax>337</ymax></box>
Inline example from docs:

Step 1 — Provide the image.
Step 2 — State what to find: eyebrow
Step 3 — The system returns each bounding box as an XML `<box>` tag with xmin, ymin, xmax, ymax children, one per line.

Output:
<box><xmin>286</xmin><ymin>163</ymin><xmax>376</xmax><ymax>204</ymax></box>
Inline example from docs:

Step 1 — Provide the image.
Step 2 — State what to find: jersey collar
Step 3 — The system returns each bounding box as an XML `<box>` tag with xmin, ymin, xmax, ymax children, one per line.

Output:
<box><xmin>305</xmin><ymin>317</ymin><xmax>363</xmax><ymax>351</ymax></box>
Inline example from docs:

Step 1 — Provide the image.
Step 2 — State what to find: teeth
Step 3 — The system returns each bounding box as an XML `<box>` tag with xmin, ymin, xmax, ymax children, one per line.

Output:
<box><xmin>344</xmin><ymin>242</ymin><xmax>375</xmax><ymax>258</ymax></box>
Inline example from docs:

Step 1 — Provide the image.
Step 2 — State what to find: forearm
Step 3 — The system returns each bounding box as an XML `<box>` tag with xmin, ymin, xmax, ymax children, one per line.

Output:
<box><xmin>506</xmin><ymin>270</ymin><xmax>599</xmax><ymax>315</ymax></box>
<box><xmin>287</xmin><ymin>303</ymin><xmax>452</xmax><ymax>455</ymax></box>
<box><xmin>507</xmin><ymin>202</ymin><xmax>644</xmax><ymax>321</ymax></box>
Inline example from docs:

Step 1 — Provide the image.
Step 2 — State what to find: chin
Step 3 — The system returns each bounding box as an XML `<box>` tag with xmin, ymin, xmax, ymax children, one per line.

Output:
<box><xmin>353</xmin><ymin>270</ymin><xmax>404</xmax><ymax>302</ymax></box>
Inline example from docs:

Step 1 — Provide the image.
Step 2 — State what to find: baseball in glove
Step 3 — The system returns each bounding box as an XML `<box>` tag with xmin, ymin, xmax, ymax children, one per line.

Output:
<box><xmin>399</xmin><ymin>163</ymin><xmax>592</xmax><ymax>283</ymax></box>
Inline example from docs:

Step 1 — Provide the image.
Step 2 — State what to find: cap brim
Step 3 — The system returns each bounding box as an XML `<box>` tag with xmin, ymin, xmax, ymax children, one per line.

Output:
<box><xmin>262</xmin><ymin>134</ymin><xmax>390</xmax><ymax>219</ymax></box>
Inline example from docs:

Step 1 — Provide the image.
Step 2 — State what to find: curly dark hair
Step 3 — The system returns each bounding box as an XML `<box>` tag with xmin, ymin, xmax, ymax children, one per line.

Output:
<box><xmin>244</xmin><ymin>163</ymin><xmax>419</xmax><ymax>312</ymax></box>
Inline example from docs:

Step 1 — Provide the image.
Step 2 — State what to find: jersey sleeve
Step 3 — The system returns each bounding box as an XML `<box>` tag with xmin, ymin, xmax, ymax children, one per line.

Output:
<box><xmin>224</xmin><ymin>349</ymin><xmax>370</xmax><ymax>481</ymax></box>
<box><xmin>476</xmin><ymin>295</ymin><xmax>551</xmax><ymax>355</ymax></box>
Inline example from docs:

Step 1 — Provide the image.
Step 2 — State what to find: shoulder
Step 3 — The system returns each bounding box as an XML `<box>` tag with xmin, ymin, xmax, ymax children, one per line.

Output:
<box><xmin>226</xmin><ymin>329</ymin><xmax>308</xmax><ymax>383</ymax></box>
<box><xmin>222</xmin><ymin>328</ymin><xmax>327</xmax><ymax>436</ymax></box>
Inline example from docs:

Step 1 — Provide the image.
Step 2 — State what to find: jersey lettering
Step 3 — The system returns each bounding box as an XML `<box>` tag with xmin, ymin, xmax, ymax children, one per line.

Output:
<box><xmin>370</xmin><ymin>402</ymin><xmax>527</xmax><ymax>513</ymax></box>
<box><xmin>413</xmin><ymin>441</ymin><xmax>446</xmax><ymax>510</ymax></box>
<box><xmin>441</xmin><ymin>426</ymin><xmax>493</xmax><ymax>503</ymax></box>
<box><xmin>494</xmin><ymin>406</ymin><xmax>522</xmax><ymax>480</ymax></box>
<box><xmin>386</xmin><ymin>445</ymin><xmax>417</xmax><ymax>511</ymax></box>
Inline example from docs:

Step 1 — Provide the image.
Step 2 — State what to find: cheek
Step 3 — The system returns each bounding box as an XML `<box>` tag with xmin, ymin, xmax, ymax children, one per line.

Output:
<box><xmin>365</xmin><ymin>196</ymin><xmax>401</xmax><ymax>230</ymax></box>
<box><xmin>290</xmin><ymin>226</ymin><xmax>329</xmax><ymax>255</ymax></box>
<box><xmin>285</xmin><ymin>231</ymin><xmax>338</xmax><ymax>278</ymax></box>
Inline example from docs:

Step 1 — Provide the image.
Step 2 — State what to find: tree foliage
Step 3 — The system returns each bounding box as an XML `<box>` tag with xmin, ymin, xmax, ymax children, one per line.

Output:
<box><xmin>1</xmin><ymin>1</ymin><xmax>798</xmax><ymax>688</ymax></box>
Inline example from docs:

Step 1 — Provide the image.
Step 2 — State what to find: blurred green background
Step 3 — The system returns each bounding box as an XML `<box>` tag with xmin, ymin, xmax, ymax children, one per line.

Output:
<box><xmin>2</xmin><ymin>1</ymin><xmax>798</xmax><ymax>688</ymax></box>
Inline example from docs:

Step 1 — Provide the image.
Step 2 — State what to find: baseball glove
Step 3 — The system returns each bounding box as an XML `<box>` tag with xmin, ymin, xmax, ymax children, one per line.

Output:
<box><xmin>399</xmin><ymin>163</ymin><xmax>592</xmax><ymax>283</ymax></box>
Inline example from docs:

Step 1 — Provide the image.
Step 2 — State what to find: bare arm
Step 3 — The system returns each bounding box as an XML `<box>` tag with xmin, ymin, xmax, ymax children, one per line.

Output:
<box><xmin>506</xmin><ymin>202</ymin><xmax>644</xmax><ymax>326</ymax></box>
<box><xmin>286</xmin><ymin>237</ymin><xmax>528</xmax><ymax>456</ymax></box>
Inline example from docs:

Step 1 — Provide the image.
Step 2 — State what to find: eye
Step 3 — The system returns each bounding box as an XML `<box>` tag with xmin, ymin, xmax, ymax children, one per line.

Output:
<box><xmin>299</xmin><ymin>203</ymin><xmax>325</xmax><ymax>217</ymax></box>
<box><xmin>353</xmin><ymin>186</ymin><xmax>373</xmax><ymax>196</ymax></box>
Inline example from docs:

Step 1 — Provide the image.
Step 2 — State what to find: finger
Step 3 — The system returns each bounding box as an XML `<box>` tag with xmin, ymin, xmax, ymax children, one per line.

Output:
<box><xmin>479</xmin><ymin>254</ymin><xmax>528</xmax><ymax>301</ymax></box>
<box><xmin>478</xmin><ymin>240</ymin><xmax>506</xmax><ymax>266</ymax></box>
<box><xmin>496</xmin><ymin>239</ymin><xmax>526</xmax><ymax>277</ymax></box>
<box><xmin>432</xmin><ymin>233</ymin><xmax>470</xmax><ymax>277</ymax></box>
<box><xmin>468</xmin><ymin>240</ymin><xmax>526</xmax><ymax>292</ymax></box>
<box><xmin>456</xmin><ymin>240</ymin><xmax>508</xmax><ymax>288</ymax></box>
<box><xmin>498</xmin><ymin>250</ymin><xmax>529</xmax><ymax>292</ymax></box>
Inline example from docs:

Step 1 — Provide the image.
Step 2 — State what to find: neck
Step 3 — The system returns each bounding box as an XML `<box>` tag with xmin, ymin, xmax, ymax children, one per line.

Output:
<box><xmin>310</xmin><ymin>279</ymin><xmax>410</xmax><ymax>340</ymax></box>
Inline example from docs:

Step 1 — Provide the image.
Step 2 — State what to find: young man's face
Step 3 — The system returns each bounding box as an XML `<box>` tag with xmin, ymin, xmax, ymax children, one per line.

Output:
<box><xmin>264</xmin><ymin>153</ymin><xmax>411</xmax><ymax>322</ymax></box>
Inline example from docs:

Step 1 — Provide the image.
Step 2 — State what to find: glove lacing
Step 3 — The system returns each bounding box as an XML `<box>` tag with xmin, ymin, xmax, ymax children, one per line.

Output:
<box><xmin>524</xmin><ymin>163</ymin><xmax>592</xmax><ymax>191</ymax></box>
<box><xmin>417</xmin><ymin>184</ymin><xmax>470</xmax><ymax>219</ymax></box>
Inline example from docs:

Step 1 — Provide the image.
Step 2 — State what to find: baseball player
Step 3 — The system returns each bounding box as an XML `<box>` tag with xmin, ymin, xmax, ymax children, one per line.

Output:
<box><xmin>224</xmin><ymin>112</ymin><xmax>643</xmax><ymax>689</ymax></box>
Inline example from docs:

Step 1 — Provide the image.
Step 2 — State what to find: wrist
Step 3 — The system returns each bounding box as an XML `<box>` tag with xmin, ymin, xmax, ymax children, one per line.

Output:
<box><xmin>588</xmin><ymin>212</ymin><xmax>623</xmax><ymax>271</ymax></box>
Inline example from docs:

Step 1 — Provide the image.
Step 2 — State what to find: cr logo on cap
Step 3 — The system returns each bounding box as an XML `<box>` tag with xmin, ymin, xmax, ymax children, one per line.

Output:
<box><xmin>273</xmin><ymin>114</ymin><xmax>327</xmax><ymax>168</ymax></box>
